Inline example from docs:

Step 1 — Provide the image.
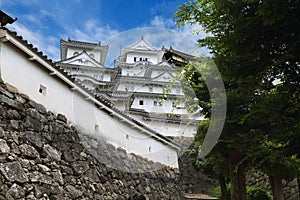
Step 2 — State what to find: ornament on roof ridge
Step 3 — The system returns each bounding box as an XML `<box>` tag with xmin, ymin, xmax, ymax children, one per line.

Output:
<box><xmin>0</xmin><ymin>10</ymin><xmax>17</xmax><ymax>27</ymax></box>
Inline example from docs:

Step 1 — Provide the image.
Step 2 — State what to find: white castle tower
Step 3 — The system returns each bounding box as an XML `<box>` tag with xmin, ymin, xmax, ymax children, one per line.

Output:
<box><xmin>57</xmin><ymin>36</ymin><xmax>202</xmax><ymax>138</ymax></box>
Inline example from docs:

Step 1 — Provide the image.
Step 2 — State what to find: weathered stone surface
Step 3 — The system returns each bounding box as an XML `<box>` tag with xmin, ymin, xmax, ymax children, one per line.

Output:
<box><xmin>29</xmin><ymin>171</ymin><xmax>53</xmax><ymax>185</ymax></box>
<box><xmin>65</xmin><ymin>185</ymin><xmax>83</xmax><ymax>199</ymax></box>
<box><xmin>15</xmin><ymin>95</ymin><xmax>27</xmax><ymax>104</ymax></box>
<box><xmin>71</xmin><ymin>160</ymin><xmax>90</xmax><ymax>175</ymax></box>
<box><xmin>63</xmin><ymin>150</ymin><xmax>80</xmax><ymax>162</ymax></box>
<box><xmin>5</xmin><ymin>83</ymin><xmax>19</xmax><ymax>94</ymax></box>
<box><xmin>28</xmin><ymin>100</ymin><xmax>47</xmax><ymax>114</ymax></box>
<box><xmin>84</xmin><ymin>168</ymin><xmax>100</xmax><ymax>182</ymax></box>
<box><xmin>0</xmin><ymin>161</ymin><xmax>28</xmax><ymax>183</ymax></box>
<box><xmin>21</xmin><ymin>131</ymin><xmax>43</xmax><ymax>149</ymax></box>
<box><xmin>37</xmin><ymin>164</ymin><xmax>51</xmax><ymax>172</ymax></box>
<box><xmin>23</xmin><ymin>116</ymin><xmax>43</xmax><ymax>131</ymax></box>
<box><xmin>42</xmin><ymin>144</ymin><xmax>61</xmax><ymax>161</ymax></box>
<box><xmin>0</xmin><ymin>139</ymin><xmax>10</xmax><ymax>155</ymax></box>
<box><xmin>0</xmin><ymin>85</ymin><xmax>14</xmax><ymax>98</ymax></box>
<box><xmin>10</xmin><ymin>142</ymin><xmax>21</xmax><ymax>154</ymax></box>
<box><xmin>57</xmin><ymin>113</ymin><xmax>67</xmax><ymax>123</ymax></box>
<box><xmin>52</xmin><ymin>170</ymin><xmax>64</xmax><ymax>185</ymax></box>
<box><xmin>6</xmin><ymin>109</ymin><xmax>21</xmax><ymax>119</ymax></box>
<box><xmin>0</xmin><ymin>94</ymin><xmax>24</xmax><ymax>110</ymax></box>
<box><xmin>19</xmin><ymin>144</ymin><xmax>39</xmax><ymax>159</ymax></box>
<box><xmin>8</xmin><ymin>183</ymin><xmax>25</xmax><ymax>199</ymax></box>
<box><xmin>8</xmin><ymin>119</ymin><xmax>19</xmax><ymax>130</ymax></box>
<box><xmin>34</xmin><ymin>184</ymin><xmax>53</xmax><ymax>198</ymax></box>
<box><xmin>26</xmin><ymin>108</ymin><xmax>47</xmax><ymax>122</ymax></box>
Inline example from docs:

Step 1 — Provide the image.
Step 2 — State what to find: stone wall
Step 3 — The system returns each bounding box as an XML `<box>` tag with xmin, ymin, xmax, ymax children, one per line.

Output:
<box><xmin>247</xmin><ymin>169</ymin><xmax>300</xmax><ymax>200</ymax></box>
<box><xmin>177</xmin><ymin>142</ymin><xmax>218</xmax><ymax>194</ymax></box>
<box><xmin>0</xmin><ymin>82</ymin><xmax>183</xmax><ymax>200</ymax></box>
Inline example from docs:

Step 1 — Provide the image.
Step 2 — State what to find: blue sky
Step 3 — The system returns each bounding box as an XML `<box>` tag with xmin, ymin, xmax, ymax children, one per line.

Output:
<box><xmin>0</xmin><ymin>0</ymin><xmax>206</xmax><ymax>63</ymax></box>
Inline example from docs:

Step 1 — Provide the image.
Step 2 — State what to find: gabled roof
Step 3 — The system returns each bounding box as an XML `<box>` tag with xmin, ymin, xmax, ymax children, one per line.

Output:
<box><xmin>128</xmin><ymin>35</ymin><xmax>155</xmax><ymax>51</ymax></box>
<box><xmin>119</xmin><ymin>36</ymin><xmax>162</xmax><ymax>63</ymax></box>
<box><xmin>60</xmin><ymin>38</ymin><xmax>108</xmax><ymax>65</ymax></box>
<box><xmin>58</xmin><ymin>50</ymin><xmax>104</xmax><ymax>68</ymax></box>
<box><xmin>0</xmin><ymin>27</ymin><xmax>180</xmax><ymax>151</ymax></box>
<box><xmin>150</xmin><ymin>71</ymin><xmax>176</xmax><ymax>82</ymax></box>
<box><xmin>162</xmin><ymin>46</ymin><xmax>197</xmax><ymax>67</ymax></box>
<box><xmin>156</xmin><ymin>60</ymin><xmax>176</xmax><ymax>68</ymax></box>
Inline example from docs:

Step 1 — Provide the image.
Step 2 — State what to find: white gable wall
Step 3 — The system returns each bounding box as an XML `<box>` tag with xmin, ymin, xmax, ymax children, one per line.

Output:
<box><xmin>126</xmin><ymin>52</ymin><xmax>159</xmax><ymax>64</ymax></box>
<box><xmin>120</xmin><ymin>64</ymin><xmax>146</xmax><ymax>77</ymax></box>
<box><xmin>0</xmin><ymin>35</ymin><xmax>179</xmax><ymax>168</ymax></box>
<box><xmin>67</xmin><ymin>47</ymin><xmax>101</xmax><ymax>64</ymax></box>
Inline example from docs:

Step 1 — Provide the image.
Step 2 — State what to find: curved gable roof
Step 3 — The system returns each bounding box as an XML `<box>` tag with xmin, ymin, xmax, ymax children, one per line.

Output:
<box><xmin>58</xmin><ymin>50</ymin><xmax>104</xmax><ymax>68</ymax></box>
<box><xmin>60</xmin><ymin>38</ymin><xmax>109</xmax><ymax>65</ymax></box>
<box><xmin>129</xmin><ymin>35</ymin><xmax>155</xmax><ymax>51</ymax></box>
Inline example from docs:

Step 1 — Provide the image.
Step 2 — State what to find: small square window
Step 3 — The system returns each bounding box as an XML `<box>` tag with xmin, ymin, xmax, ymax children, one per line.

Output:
<box><xmin>139</xmin><ymin>100</ymin><xmax>144</xmax><ymax>105</ymax></box>
<box><xmin>140</xmin><ymin>57</ymin><xmax>142</xmax><ymax>61</ymax></box>
<box><xmin>134</xmin><ymin>57</ymin><xmax>137</xmax><ymax>62</ymax></box>
<box><xmin>39</xmin><ymin>85</ymin><xmax>47</xmax><ymax>96</ymax></box>
<box><xmin>153</xmin><ymin>101</ymin><xmax>157</xmax><ymax>106</ymax></box>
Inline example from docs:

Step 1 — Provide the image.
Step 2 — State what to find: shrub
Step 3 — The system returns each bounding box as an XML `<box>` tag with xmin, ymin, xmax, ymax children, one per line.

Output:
<box><xmin>206</xmin><ymin>185</ymin><xmax>272</xmax><ymax>200</ymax></box>
<box><xmin>247</xmin><ymin>187</ymin><xmax>272</xmax><ymax>200</ymax></box>
<box><xmin>206</xmin><ymin>185</ymin><xmax>231</xmax><ymax>200</ymax></box>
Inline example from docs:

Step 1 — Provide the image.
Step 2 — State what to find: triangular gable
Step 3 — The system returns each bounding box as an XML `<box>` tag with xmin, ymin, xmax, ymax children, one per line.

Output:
<box><xmin>151</xmin><ymin>71</ymin><xmax>176</xmax><ymax>82</ymax></box>
<box><xmin>129</xmin><ymin>36</ymin><xmax>155</xmax><ymax>51</ymax></box>
<box><xmin>157</xmin><ymin>60</ymin><xmax>174</xmax><ymax>68</ymax></box>
<box><xmin>59</xmin><ymin>51</ymin><xmax>104</xmax><ymax>68</ymax></box>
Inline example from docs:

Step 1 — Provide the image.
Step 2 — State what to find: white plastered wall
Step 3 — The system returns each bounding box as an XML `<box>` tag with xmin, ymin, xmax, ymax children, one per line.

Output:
<box><xmin>0</xmin><ymin>39</ymin><xmax>179</xmax><ymax>168</ymax></box>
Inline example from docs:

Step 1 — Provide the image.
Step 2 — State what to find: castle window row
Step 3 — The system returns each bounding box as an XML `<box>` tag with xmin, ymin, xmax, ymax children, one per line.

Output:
<box><xmin>133</xmin><ymin>57</ymin><xmax>148</xmax><ymax>62</ymax></box>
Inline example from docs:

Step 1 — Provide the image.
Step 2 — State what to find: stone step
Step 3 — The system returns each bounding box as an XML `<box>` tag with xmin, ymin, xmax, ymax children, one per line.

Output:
<box><xmin>184</xmin><ymin>193</ymin><xmax>218</xmax><ymax>200</ymax></box>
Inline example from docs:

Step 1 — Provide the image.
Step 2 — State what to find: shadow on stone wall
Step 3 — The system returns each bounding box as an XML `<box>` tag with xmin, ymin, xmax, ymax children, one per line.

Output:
<box><xmin>177</xmin><ymin>141</ymin><xmax>218</xmax><ymax>195</ymax></box>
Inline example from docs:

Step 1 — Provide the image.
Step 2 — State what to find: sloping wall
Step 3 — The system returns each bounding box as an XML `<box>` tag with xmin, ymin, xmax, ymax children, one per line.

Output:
<box><xmin>0</xmin><ymin>82</ymin><xmax>183</xmax><ymax>199</ymax></box>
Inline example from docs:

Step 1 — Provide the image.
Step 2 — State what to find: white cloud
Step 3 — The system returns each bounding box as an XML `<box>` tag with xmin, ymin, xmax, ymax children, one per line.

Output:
<box><xmin>70</xmin><ymin>19</ymin><xmax>119</xmax><ymax>42</ymax></box>
<box><xmin>149</xmin><ymin>16</ymin><xmax>175</xmax><ymax>29</ymax></box>
<box><xmin>9</xmin><ymin>23</ymin><xmax>60</xmax><ymax>61</ymax></box>
<box><xmin>146</xmin><ymin>16</ymin><xmax>210</xmax><ymax>57</ymax></box>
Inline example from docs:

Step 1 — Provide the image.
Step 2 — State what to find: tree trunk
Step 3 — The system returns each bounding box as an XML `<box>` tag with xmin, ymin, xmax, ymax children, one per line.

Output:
<box><xmin>270</xmin><ymin>176</ymin><xmax>284</xmax><ymax>200</ymax></box>
<box><xmin>219</xmin><ymin>175</ymin><xmax>228</xmax><ymax>200</ymax></box>
<box><xmin>228</xmin><ymin>151</ymin><xmax>247</xmax><ymax>200</ymax></box>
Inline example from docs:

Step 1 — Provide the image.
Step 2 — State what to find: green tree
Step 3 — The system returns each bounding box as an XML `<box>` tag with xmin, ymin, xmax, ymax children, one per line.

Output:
<box><xmin>243</xmin><ymin>85</ymin><xmax>300</xmax><ymax>199</ymax></box>
<box><xmin>175</xmin><ymin>0</ymin><xmax>300</xmax><ymax>200</ymax></box>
